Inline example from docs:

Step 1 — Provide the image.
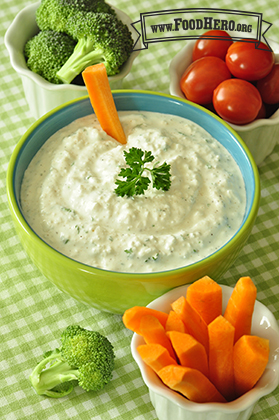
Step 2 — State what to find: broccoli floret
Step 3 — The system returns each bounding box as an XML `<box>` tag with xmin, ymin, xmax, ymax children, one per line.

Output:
<box><xmin>59</xmin><ymin>0</ymin><xmax>116</xmax><ymax>14</ymax></box>
<box><xmin>24</xmin><ymin>30</ymin><xmax>76</xmax><ymax>84</ymax></box>
<box><xmin>30</xmin><ymin>325</ymin><xmax>115</xmax><ymax>398</ymax></box>
<box><xmin>36</xmin><ymin>0</ymin><xmax>70</xmax><ymax>32</ymax></box>
<box><xmin>56</xmin><ymin>11</ymin><xmax>134</xmax><ymax>83</ymax></box>
<box><xmin>34</xmin><ymin>0</ymin><xmax>131</xmax><ymax>85</ymax></box>
<box><xmin>36</xmin><ymin>0</ymin><xmax>115</xmax><ymax>33</ymax></box>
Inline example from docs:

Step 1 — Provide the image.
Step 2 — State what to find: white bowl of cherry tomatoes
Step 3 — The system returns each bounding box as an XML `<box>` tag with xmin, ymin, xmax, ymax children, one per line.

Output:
<box><xmin>169</xmin><ymin>30</ymin><xmax>279</xmax><ymax>165</ymax></box>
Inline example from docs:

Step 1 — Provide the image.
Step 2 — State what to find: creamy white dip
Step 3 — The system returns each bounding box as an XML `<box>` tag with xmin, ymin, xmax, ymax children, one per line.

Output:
<box><xmin>21</xmin><ymin>111</ymin><xmax>246</xmax><ymax>273</ymax></box>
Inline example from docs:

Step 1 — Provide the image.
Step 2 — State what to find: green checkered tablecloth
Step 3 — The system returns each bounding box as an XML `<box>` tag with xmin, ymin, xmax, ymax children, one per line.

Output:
<box><xmin>1</xmin><ymin>0</ymin><xmax>279</xmax><ymax>419</ymax></box>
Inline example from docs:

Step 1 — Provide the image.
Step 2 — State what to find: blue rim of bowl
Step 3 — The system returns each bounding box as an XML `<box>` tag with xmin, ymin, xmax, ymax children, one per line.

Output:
<box><xmin>6</xmin><ymin>90</ymin><xmax>261</xmax><ymax>279</ymax></box>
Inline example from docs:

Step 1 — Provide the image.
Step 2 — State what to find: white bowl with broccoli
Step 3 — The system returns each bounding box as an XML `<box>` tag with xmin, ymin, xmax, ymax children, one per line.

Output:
<box><xmin>5</xmin><ymin>1</ymin><xmax>141</xmax><ymax>119</ymax></box>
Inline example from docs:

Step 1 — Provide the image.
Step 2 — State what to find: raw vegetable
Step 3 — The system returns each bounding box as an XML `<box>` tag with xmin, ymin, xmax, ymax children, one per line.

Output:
<box><xmin>167</xmin><ymin>331</ymin><xmax>209</xmax><ymax>377</ymax></box>
<box><xmin>192</xmin><ymin>29</ymin><xmax>233</xmax><ymax>61</ymax></box>
<box><xmin>179</xmin><ymin>32</ymin><xmax>278</xmax><ymax>124</ymax></box>
<box><xmin>257</xmin><ymin>63</ymin><xmax>279</xmax><ymax>104</ymax></box>
<box><xmin>180</xmin><ymin>56</ymin><xmax>231</xmax><ymax>105</ymax></box>
<box><xmin>122</xmin><ymin>305</ymin><xmax>168</xmax><ymax>335</ymax></box>
<box><xmin>57</xmin><ymin>10</ymin><xmax>133</xmax><ymax>83</ymax></box>
<box><xmin>137</xmin><ymin>343</ymin><xmax>178</xmax><ymax>373</ymax></box>
<box><xmin>157</xmin><ymin>365</ymin><xmax>227</xmax><ymax>403</ymax></box>
<box><xmin>233</xmin><ymin>335</ymin><xmax>270</xmax><ymax>397</ymax></box>
<box><xmin>82</xmin><ymin>63</ymin><xmax>126</xmax><ymax>144</ymax></box>
<box><xmin>114</xmin><ymin>147</ymin><xmax>172</xmax><ymax>197</ymax></box>
<box><xmin>213</xmin><ymin>79</ymin><xmax>262</xmax><ymax>125</ymax></box>
<box><xmin>30</xmin><ymin>325</ymin><xmax>115</xmax><ymax>397</ymax></box>
<box><xmin>24</xmin><ymin>30</ymin><xmax>76</xmax><ymax>84</ymax></box>
<box><xmin>186</xmin><ymin>275</ymin><xmax>222</xmax><ymax>324</ymax></box>
<box><xmin>208</xmin><ymin>315</ymin><xmax>235</xmax><ymax>401</ymax></box>
<box><xmin>33</xmin><ymin>0</ymin><xmax>133</xmax><ymax>84</ymax></box>
<box><xmin>225</xmin><ymin>40</ymin><xmax>275</xmax><ymax>81</ymax></box>
<box><xmin>36</xmin><ymin>0</ymin><xmax>116</xmax><ymax>33</ymax></box>
<box><xmin>123</xmin><ymin>276</ymin><xmax>270</xmax><ymax>403</ymax></box>
<box><xmin>139</xmin><ymin>315</ymin><xmax>176</xmax><ymax>360</ymax></box>
<box><xmin>165</xmin><ymin>310</ymin><xmax>187</xmax><ymax>333</ymax></box>
<box><xmin>224</xmin><ymin>276</ymin><xmax>257</xmax><ymax>343</ymax></box>
<box><xmin>171</xmin><ymin>295</ymin><xmax>209</xmax><ymax>353</ymax></box>
<box><xmin>256</xmin><ymin>102</ymin><xmax>267</xmax><ymax>119</ymax></box>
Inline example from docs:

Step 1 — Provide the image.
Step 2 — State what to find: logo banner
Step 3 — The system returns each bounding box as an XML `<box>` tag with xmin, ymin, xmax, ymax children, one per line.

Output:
<box><xmin>131</xmin><ymin>8</ymin><xmax>272</xmax><ymax>51</ymax></box>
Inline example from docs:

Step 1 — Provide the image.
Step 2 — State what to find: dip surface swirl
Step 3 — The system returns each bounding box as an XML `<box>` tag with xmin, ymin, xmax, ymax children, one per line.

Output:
<box><xmin>21</xmin><ymin>111</ymin><xmax>246</xmax><ymax>273</ymax></box>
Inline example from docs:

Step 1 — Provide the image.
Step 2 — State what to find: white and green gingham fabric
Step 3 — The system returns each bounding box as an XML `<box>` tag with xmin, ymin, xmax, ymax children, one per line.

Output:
<box><xmin>1</xmin><ymin>0</ymin><xmax>279</xmax><ymax>419</ymax></box>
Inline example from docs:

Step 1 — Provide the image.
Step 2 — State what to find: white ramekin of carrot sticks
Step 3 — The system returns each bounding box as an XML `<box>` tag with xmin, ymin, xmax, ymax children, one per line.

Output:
<box><xmin>124</xmin><ymin>276</ymin><xmax>279</xmax><ymax>420</ymax></box>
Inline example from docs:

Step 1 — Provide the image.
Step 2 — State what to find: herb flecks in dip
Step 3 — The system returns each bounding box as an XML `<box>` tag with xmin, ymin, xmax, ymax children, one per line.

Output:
<box><xmin>21</xmin><ymin>111</ymin><xmax>246</xmax><ymax>273</ymax></box>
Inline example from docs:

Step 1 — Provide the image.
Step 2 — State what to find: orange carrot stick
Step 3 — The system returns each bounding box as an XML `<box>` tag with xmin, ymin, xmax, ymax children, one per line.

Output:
<box><xmin>165</xmin><ymin>310</ymin><xmax>187</xmax><ymax>333</ymax></box>
<box><xmin>208</xmin><ymin>315</ymin><xmax>235</xmax><ymax>401</ymax></box>
<box><xmin>158</xmin><ymin>365</ymin><xmax>227</xmax><ymax>403</ymax></box>
<box><xmin>167</xmin><ymin>331</ymin><xmax>209</xmax><ymax>377</ymax></box>
<box><xmin>137</xmin><ymin>343</ymin><xmax>178</xmax><ymax>373</ymax></box>
<box><xmin>233</xmin><ymin>335</ymin><xmax>270</xmax><ymax>398</ymax></box>
<box><xmin>122</xmin><ymin>306</ymin><xmax>168</xmax><ymax>335</ymax></box>
<box><xmin>186</xmin><ymin>276</ymin><xmax>223</xmax><ymax>324</ymax></box>
<box><xmin>171</xmin><ymin>296</ymin><xmax>209</xmax><ymax>353</ymax></box>
<box><xmin>224</xmin><ymin>276</ymin><xmax>257</xmax><ymax>343</ymax></box>
<box><xmin>82</xmin><ymin>63</ymin><xmax>126</xmax><ymax>144</ymax></box>
<box><xmin>139</xmin><ymin>315</ymin><xmax>177</xmax><ymax>360</ymax></box>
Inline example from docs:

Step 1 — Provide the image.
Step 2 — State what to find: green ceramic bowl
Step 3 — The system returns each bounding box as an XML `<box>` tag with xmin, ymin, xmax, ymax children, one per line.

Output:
<box><xmin>6</xmin><ymin>91</ymin><xmax>260</xmax><ymax>314</ymax></box>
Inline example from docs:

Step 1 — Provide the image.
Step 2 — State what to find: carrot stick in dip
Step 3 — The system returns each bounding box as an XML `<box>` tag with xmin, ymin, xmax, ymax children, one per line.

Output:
<box><xmin>82</xmin><ymin>63</ymin><xmax>126</xmax><ymax>144</ymax></box>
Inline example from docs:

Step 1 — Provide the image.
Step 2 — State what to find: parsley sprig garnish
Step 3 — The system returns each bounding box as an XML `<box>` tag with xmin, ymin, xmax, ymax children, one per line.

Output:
<box><xmin>114</xmin><ymin>147</ymin><xmax>171</xmax><ymax>197</ymax></box>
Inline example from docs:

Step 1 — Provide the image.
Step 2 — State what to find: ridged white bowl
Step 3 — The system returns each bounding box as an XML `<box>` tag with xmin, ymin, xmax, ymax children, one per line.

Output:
<box><xmin>169</xmin><ymin>40</ymin><xmax>279</xmax><ymax>165</ymax></box>
<box><xmin>131</xmin><ymin>284</ymin><xmax>279</xmax><ymax>420</ymax></box>
<box><xmin>4</xmin><ymin>2</ymin><xmax>141</xmax><ymax>119</ymax></box>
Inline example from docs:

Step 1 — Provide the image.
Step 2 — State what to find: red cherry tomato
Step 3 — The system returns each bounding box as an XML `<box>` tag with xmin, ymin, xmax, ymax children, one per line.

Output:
<box><xmin>257</xmin><ymin>63</ymin><xmax>279</xmax><ymax>104</ymax></box>
<box><xmin>192</xmin><ymin>30</ymin><xmax>233</xmax><ymax>61</ymax></box>
<box><xmin>225</xmin><ymin>40</ymin><xmax>275</xmax><ymax>81</ymax></box>
<box><xmin>180</xmin><ymin>56</ymin><xmax>231</xmax><ymax>105</ymax></box>
<box><xmin>213</xmin><ymin>79</ymin><xmax>262</xmax><ymax>125</ymax></box>
<box><xmin>255</xmin><ymin>102</ymin><xmax>266</xmax><ymax>119</ymax></box>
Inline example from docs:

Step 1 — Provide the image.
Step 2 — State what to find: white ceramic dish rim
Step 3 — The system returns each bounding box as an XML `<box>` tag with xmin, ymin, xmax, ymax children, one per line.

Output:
<box><xmin>131</xmin><ymin>283</ymin><xmax>279</xmax><ymax>413</ymax></box>
<box><xmin>169</xmin><ymin>39</ymin><xmax>279</xmax><ymax>131</ymax></box>
<box><xmin>4</xmin><ymin>1</ymin><xmax>141</xmax><ymax>92</ymax></box>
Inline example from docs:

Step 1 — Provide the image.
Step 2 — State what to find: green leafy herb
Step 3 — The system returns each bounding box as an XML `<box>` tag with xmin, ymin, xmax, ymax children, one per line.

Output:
<box><xmin>115</xmin><ymin>147</ymin><xmax>171</xmax><ymax>197</ymax></box>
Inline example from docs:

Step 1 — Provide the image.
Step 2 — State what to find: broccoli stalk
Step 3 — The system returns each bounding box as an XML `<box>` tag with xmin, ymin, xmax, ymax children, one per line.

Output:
<box><xmin>30</xmin><ymin>326</ymin><xmax>115</xmax><ymax>398</ymax></box>
<box><xmin>56</xmin><ymin>12</ymin><xmax>133</xmax><ymax>84</ymax></box>
<box><xmin>56</xmin><ymin>36</ymin><xmax>103</xmax><ymax>84</ymax></box>
<box><xmin>30</xmin><ymin>349</ymin><xmax>77</xmax><ymax>398</ymax></box>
